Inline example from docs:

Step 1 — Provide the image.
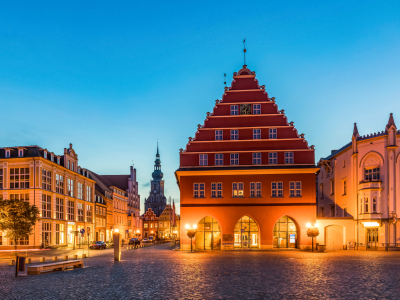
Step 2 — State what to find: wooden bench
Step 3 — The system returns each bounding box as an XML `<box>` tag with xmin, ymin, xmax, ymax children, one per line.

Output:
<box><xmin>27</xmin><ymin>259</ymin><xmax>83</xmax><ymax>275</ymax></box>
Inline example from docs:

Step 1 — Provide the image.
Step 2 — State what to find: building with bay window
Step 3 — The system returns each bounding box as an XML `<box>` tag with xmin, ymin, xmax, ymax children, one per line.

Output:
<box><xmin>0</xmin><ymin>144</ymin><xmax>96</xmax><ymax>249</ymax></box>
<box><xmin>175</xmin><ymin>64</ymin><xmax>318</xmax><ymax>251</ymax></box>
<box><xmin>317</xmin><ymin>114</ymin><xmax>400</xmax><ymax>251</ymax></box>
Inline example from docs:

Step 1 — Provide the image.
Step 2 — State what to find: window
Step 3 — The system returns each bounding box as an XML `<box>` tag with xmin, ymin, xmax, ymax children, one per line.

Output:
<box><xmin>330</xmin><ymin>206</ymin><xmax>335</xmax><ymax>217</ymax></box>
<box><xmin>211</xmin><ymin>182</ymin><xmax>222</xmax><ymax>198</ymax></box>
<box><xmin>269</xmin><ymin>153</ymin><xmax>277</xmax><ymax>164</ymax></box>
<box><xmin>250</xmin><ymin>182</ymin><xmax>261</xmax><ymax>197</ymax></box>
<box><xmin>215</xmin><ymin>130</ymin><xmax>223</xmax><ymax>140</ymax></box>
<box><xmin>289</xmin><ymin>181</ymin><xmax>301</xmax><ymax>197</ymax></box>
<box><xmin>320</xmin><ymin>207</ymin><xmax>325</xmax><ymax>217</ymax></box>
<box><xmin>199</xmin><ymin>154</ymin><xmax>208</xmax><ymax>166</ymax></box>
<box><xmin>343</xmin><ymin>180</ymin><xmax>347</xmax><ymax>195</ymax></box>
<box><xmin>194</xmin><ymin>183</ymin><xmax>205</xmax><ymax>198</ymax></box>
<box><xmin>10</xmin><ymin>193</ymin><xmax>29</xmax><ymax>201</ymax></box>
<box><xmin>72</xmin><ymin>162</ymin><xmax>75</xmax><ymax>172</ymax></box>
<box><xmin>372</xmin><ymin>197</ymin><xmax>377</xmax><ymax>213</ymax></box>
<box><xmin>55</xmin><ymin>224</ymin><xmax>64</xmax><ymax>245</ymax></box>
<box><xmin>10</xmin><ymin>168</ymin><xmax>29</xmax><ymax>189</ymax></box>
<box><xmin>42</xmin><ymin>169</ymin><xmax>51</xmax><ymax>191</ymax></box>
<box><xmin>231</xmin><ymin>130</ymin><xmax>238</xmax><ymax>140</ymax></box>
<box><xmin>57</xmin><ymin>157</ymin><xmax>60</xmax><ymax>164</ymax></box>
<box><xmin>0</xmin><ymin>169</ymin><xmax>3</xmax><ymax>189</ymax></box>
<box><xmin>44</xmin><ymin>151</ymin><xmax>47</xmax><ymax>159</ymax></box>
<box><xmin>165</xmin><ymin>222</ymin><xmax>168</xmax><ymax>227</ymax></box>
<box><xmin>5</xmin><ymin>150</ymin><xmax>10</xmax><ymax>158</ymax></box>
<box><xmin>215</xmin><ymin>154</ymin><xmax>223</xmax><ymax>165</ymax></box>
<box><xmin>253</xmin><ymin>104</ymin><xmax>261</xmax><ymax>114</ymax></box>
<box><xmin>230</xmin><ymin>105</ymin><xmax>239</xmax><ymax>115</ymax></box>
<box><xmin>365</xmin><ymin>198</ymin><xmax>369</xmax><ymax>213</ymax></box>
<box><xmin>86</xmin><ymin>205</ymin><xmax>92</xmax><ymax>222</ymax></box>
<box><xmin>269</xmin><ymin>128</ymin><xmax>277</xmax><ymax>139</ymax></box>
<box><xmin>284</xmin><ymin>152</ymin><xmax>293</xmax><ymax>164</ymax></box>
<box><xmin>67</xmin><ymin>179</ymin><xmax>74</xmax><ymax>197</ymax></box>
<box><xmin>18</xmin><ymin>149</ymin><xmax>23</xmax><ymax>157</ymax></box>
<box><xmin>68</xmin><ymin>161</ymin><xmax>70</xmax><ymax>170</ymax></box>
<box><xmin>144</xmin><ymin>223</ymin><xmax>148</xmax><ymax>228</ymax></box>
<box><xmin>0</xmin><ymin>232</ymin><xmax>2</xmax><ymax>245</ymax></box>
<box><xmin>77</xmin><ymin>203</ymin><xmax>84</xmax><ymax>221</ymax></box>
<box><xmin>330</xmin><ymin>180</ymin><xmax>335</xmax><ymax>195</ymax></box>
<box><xmin>343</xmin><ymin>160</ymin><xmax>345</xmax><ymax>168</ymax></box>
<box><xmin>230</xmin><ymin>153</ymin><xmax>239</xmax><ymax>165</ymax></box>
<box><xmin>365</xmin><ymin>168</ymin><xmax>380</xmax><ymax>180</ymax></box>
<box><xmin>67</xmin><ymin>200</ymin><xmax>74</xmax><ymax>221</ymax></box>
<box><xmin>232</xmin><ymin>182</ymin><xmax>244</xmax><ymax>197</ymax></box>
<box><xmin>77</xmin><ymin>182</ymin><xmax>83</xmax><ymax>199</ymax></box>
<box><xmin>96</xmin><ymin>206</ymin><xmax>99</xmax><ymax>215</ymax></box>
<box><xmin>253</xmin><ymin>129</ymin><xmax>261</xmax><ymax>139</ymax></box>
<box><xmin>155</xmin><ymin>223</ymin><xmax>158</xmax><ymax>228</ymax></box>
<box><xmin>42</xmin><ymin>222</ymin><xmax>51</xmax><ymax>246</ymax></box>
<box><xmin>360</xmin><ymin>198</ymin><xmax>363</xmax><ymax>213</ymax></box>
<box><xmin>272</xmin><ymin>182</ymin><xmax>283</xmax><ymax>197</ymax></box>
<box><xmin>56</xmin><ymin>174</ymin><xmax>64</xmax><ymax>194</ymax></box>
<box><xmin>56</xmin><ymin>198</ymin><xmax>64</xmax><ymax>220</ymax></box>
<box><xmin>51</xmin><ymin>154</ymin><xmax>54</xmax><ymax>162</ymax></box>
<box><xmin>343</xmin><ymin>207</ymin><xmax>347</xmax><ymax>217</ymax></box>
<box><xmin>150</xmin><ymin>223</ymin><xmax>153</xmax><ymax>228</ymax></box>
<box><xmin>42</xmin><ymin>195</ymin><xmax>51</xmax><ymax>218</ymax></box>
<box><xmin>253</xmin><ymin>153</ymin><xmax>261</xmax><ymax>164</ymax></box>
<box><xmin>320</xmin><ymin>184</ymin><xmax>324</xmax><ymax>199</ymax></box>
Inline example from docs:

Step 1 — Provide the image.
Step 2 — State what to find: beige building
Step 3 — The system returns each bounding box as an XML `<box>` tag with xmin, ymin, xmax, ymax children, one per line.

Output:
<box><xmin>158</xmin><ymin>204</ymin><xmax>180</xmax><ymax>240</ymax></box>
<box><xmin>317</xmin><ymin>114</ymin><xmax>400</xmax><ymax>251</ymax></box>
<box><xmin>0</xmin><ymin>144</ymin><xmax>96</xmax><ymax>249</ymax></box>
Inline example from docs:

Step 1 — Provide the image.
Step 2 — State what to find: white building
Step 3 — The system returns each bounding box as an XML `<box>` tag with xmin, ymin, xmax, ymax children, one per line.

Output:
<box><xmin>316</xmin><ymin>113</ymin><xmax>400</xmax><ymax>251</ymax></box>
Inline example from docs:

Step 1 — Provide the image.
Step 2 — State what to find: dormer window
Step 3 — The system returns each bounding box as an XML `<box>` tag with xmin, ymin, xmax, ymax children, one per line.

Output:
<box><xmin>18</xmin><ymin>149</ymin><xmax>23</xmax><ymax>157</ymax></box>
<box><xmin>57</xmin><ymin>157</ymin><xmax>60</xmax><ymax>164</ymax></box>
<box><xmin>51</xmin><ymin>154</ymin><xmax>54</xmax><ymax>162</ymax></box>
<box><xmin>44</xmin><ymin>151</ymin><xmax>47</xmax><ymax>159</ymax></box>
<box><xmin>5</xmin><ymin>150</ymin><xmax>10</xmax><ymax>158</ymax></box>
<box><xmin>68</xmin><ymin>161</ymin><xmax>70</xmax><ymax>169</ymax></box>
<box><xmin>72</xmin><ymin>162</ymin><xmax>74</xmax><ymax>171</ymax></box>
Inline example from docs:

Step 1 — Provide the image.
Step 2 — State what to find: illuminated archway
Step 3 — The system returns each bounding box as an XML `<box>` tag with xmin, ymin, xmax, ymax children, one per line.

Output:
<box><xmin>234</xmin><ymin>216</ymin><xmax>259</xmax><ymax>249</ymax></box>
<box><xmin>195</xmin><ymin>216</ymin><xmax>221</xmax><ymax>250</ymax></box>
<box><xmin>273</xmin><ymin>216</ymin><xmax>298</xmax><ymax>248</ymax></box>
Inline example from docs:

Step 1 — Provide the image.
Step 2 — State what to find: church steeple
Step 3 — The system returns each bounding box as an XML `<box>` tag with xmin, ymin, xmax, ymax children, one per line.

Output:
<box><xmin>152</xmin><ymin>143</ymin><xmax>163</xmax><ymax>181</ymax></box>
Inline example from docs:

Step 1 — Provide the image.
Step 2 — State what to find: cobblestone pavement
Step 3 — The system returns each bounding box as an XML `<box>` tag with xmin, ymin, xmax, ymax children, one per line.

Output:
<box><xmin>1</xmin><ymin>244</ymin><xmax>400</xmax><ymax>300</ymax></box>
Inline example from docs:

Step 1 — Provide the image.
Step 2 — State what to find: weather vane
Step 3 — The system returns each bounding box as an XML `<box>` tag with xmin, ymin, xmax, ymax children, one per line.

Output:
<box><xmin>224</xmin><ymin>73</ymin><xmax>226</xmax><ymax>87</ymax></box>
<box><xmin>243</xmin><ymin>38</ymin><xmax>246</xmax><ymax>65</ymax></box>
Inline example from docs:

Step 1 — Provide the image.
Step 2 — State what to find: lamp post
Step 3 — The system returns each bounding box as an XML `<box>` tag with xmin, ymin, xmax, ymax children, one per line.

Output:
<box><xmin>135</xmin><ymin>230</ymin><xmax>140</xmax><ymax>248</ymax></box>
<box><xmin>306</xmin><ymin>223</ymin><xmax>320</xmax><ymax>252</ymax></box>
<box><xmin>185</xmin><ymin>224</ymin><xmax>197</xmax><ymax>252</ymax></box>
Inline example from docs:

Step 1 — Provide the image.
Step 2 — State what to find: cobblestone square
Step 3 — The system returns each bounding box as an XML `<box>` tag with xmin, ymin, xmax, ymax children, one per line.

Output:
<box><xmin>1</xmin><ymin>244</ymin><xmax>400</xmax><ymax>299</ymax></box>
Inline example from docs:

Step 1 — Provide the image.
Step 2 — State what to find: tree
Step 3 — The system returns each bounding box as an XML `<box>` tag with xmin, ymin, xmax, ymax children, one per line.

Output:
<box><xmin>307</xmin><ymin>226</ymin><xmax>320</xmax><ymax>252</ymax></box>
<box><xmin>0</xmin><ymin>199</ymin><xmax>39</xmax><ymax>255</ymax></box>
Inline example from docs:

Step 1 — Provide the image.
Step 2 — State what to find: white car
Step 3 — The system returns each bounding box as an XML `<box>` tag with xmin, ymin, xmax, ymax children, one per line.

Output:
<box><xmin>142</xmin><ymin>238</ymin><xmax>148</xmax><ymax>243</ymax></box>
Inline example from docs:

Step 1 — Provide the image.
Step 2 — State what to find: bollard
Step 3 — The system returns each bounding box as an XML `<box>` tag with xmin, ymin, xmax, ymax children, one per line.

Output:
<box><xmin>126</xmin><ymin>246</ymin><xmax>129</xmax><ymax>250</ymax></box>
<box><xmin>9</xmin><ymin>260</ymin><xmax>16</xmax><ymax>266</ymax></box>
<box><xmin>63</xmin><ymin>255</ymin><xmax>68</xmax><ymax>261</ymax></box>
<box><xmin>52</xmin><ymin>256</ymin><xmax>57</xmax><ymax>261</ymax></box>
<box><xmin>40</xmin><ymin>257</ymin><xmax>46</xmax><ymax>263</ymax></box>
<box><xmin>73</xmin><ymin>255</ymin><xmax>78</xmax><ymax>260</ymax></box>
<box><xmin>82</xmin><ymin>254</ymin><xmax>87</xmax><ymax>258</ymax></box>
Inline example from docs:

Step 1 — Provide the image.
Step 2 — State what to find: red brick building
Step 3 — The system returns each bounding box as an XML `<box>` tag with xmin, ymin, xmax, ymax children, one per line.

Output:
<box><xmin>141</xmin><ymin>208</ymin><xmax>158</xmax><ymax>239</ymax></box>
<box><xmin>175</xmin><ymin>64</ymin><xmax>318</xmax><ymax>250</ymax></box>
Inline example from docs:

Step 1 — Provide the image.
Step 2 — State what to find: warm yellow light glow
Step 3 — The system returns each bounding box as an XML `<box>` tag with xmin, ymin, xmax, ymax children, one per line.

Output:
<box><xmin>136</xmin><ymin>230</ymin><xmax>140</xmax><ymax>233</ymax></box>
<box><xmin>115</xmin><ymin>229</ymin><xmax>119</xmax><ymax>233</ymax></box>
<box><xmin>314</xmin><ymin>223</ymin><xmax>318</xmax><ymax>228</ymax></box>
<box><xmin>306</xmin><ymin>223</ymin><xmax>311</xmax><ymax>228</ymax></box>
<box><xmin>185</xmin><ymin>224</ymin><xmax>190</xmax><ymax>229</ymax></box>
<box><xmin>151</xmin><ymin>231</ymin><xmax>153</xmax><ymax>233</ymax></box>
<box><xmin>363</xmin><ymin>222</ymin><xmax>380</xmax><ymax>227</ymax></box>
<box><xmin>193</xmin><ymin>224</ymin><xmax>197</xmax><ymax>229</ymax></box>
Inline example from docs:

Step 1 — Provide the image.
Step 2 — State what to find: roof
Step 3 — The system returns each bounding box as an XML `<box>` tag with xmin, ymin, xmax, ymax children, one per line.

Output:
<box><xmin>99</xmin><ymin>175</ymin><xmax>130</xmax><ymax>191</ymax></box>
<box><xmin>319</xmin><ymin>142</ymin><xmax>352</xmax><ymax>162</ymax></box>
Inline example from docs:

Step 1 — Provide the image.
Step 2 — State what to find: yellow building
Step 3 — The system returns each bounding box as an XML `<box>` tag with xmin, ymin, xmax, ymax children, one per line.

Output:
<box><xmin>0</xmin><ymin>144</ymin><xmax>96</xmax><ymax>249</ymax></box>
<box><xmin>158</xmin><ymin>204</ymin><xmax>180</xmax><ymax>240</ymax></box>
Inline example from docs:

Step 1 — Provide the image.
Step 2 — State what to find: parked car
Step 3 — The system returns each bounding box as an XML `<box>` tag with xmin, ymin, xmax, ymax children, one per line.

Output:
<box><xmin>149</xmin><ymin>237</ymin><xmax>154</xmax><ymax>242</ymax></box>
<box><xmin>129</xmin><ymin>238</ymin><xmax>140</xmax><ymax>246</ymax></box>
<box><xmin>142</xmin><ymin>238</ymin><xmax>148</xmax><ymax>243</ymax></box>
<box><xmin>90</xmin><ymin>241</ymin><xmax>107</xmax><ymax>249</ymax></box>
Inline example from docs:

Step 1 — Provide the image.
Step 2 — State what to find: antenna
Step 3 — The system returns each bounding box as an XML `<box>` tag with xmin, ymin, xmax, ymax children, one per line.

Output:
<box><xmin>243</xmin><ymin>38</ymin><xmax>246</xmax><ymax>65</ymax></box>
<box><xmin>224</xmin><ymin>73</ymin><xmax>226</xmax><ymax>87</ymax></box>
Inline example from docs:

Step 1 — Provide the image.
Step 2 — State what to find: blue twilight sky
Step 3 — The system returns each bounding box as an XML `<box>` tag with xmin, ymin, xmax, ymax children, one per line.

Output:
<box><xmin>1</xmin><ymin>1</ymin><xmax>400</xmax><ymax>213</ymax></box>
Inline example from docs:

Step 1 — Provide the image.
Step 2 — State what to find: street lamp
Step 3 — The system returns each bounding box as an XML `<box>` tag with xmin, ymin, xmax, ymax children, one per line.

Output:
<box><xmin>134</xmin><ymin>230</ymin><xmax>140</xmax><ymax>248</ymax></box>
<box><xmin>185</xmin><ymin>224</ymin><xmax>197</xmax><ymax>252</ymax></box>
<box><xmin>306</xmin><ymin>223</ymin><xmax>319</xmax><ymax>252</ymax></box>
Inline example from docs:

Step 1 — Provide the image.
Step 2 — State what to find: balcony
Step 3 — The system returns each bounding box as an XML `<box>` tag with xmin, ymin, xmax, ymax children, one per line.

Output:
<box><xmin>358</xmin><ymin>179</ymin><xmax>382</xmax><ymax>191</ymax></box>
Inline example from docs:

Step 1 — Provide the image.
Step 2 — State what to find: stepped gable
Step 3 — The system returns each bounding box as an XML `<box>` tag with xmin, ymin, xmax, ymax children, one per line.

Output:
<box><xmin>179</xmin><ymin>65</ymin><xmax>315</xmax><ymax>168</ymax></box>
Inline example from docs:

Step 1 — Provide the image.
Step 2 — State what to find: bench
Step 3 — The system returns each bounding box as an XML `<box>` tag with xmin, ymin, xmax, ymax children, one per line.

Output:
<box><xmin>27</xmin><ymin>259</ymin><xmax>83</xmax><ymax>275</ymax></box>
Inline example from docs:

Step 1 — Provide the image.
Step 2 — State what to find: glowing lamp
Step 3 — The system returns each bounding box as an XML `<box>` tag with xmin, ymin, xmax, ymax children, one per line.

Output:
<box><xmin>306</xmin><ymin>223</ymin><xmax>311</xmax><ymax>228</ymax></box>
<box><xmin>115</xmin><ymin>229</ymin><xmax>119</xmax><ymax>233</ymax></box>
<box><xmin>193</xmin><ymin>224</ymin><xmax>197</xmax><ymax>229</ymax></box>
<box><xmin>185</xmin><ymin>224</ymin><xmax>190</xmax><ymax>229</ymax></box>
<box><xmin>314</xmin><ymin>223</ymin><xmax>318</xmax><ymax>228</ymax></box>
<box><xmin>363</xmin><ymin>222</ymin><xmax>379</xmax><ymax>227</ymax></box>
<box><xmin>136</xmin><ymin>230</ymin><xmax>140</xmax><ymax>233</ymax></box>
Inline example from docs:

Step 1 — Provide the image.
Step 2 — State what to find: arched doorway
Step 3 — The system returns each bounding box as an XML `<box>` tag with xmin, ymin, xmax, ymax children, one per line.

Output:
<box><xmin>234</xmin><ymin>216</ymin><xmax>259</xmax><ymax>249</ymax></box>
<box><xmin>195</xmin><ymin>216</ymin><xmax>221</xmax><ymax>250</ymax></box>
<box><xmin>273</xmin><ymin>216</ymin><xmax>298</xmax><ymax>248</ymax></box>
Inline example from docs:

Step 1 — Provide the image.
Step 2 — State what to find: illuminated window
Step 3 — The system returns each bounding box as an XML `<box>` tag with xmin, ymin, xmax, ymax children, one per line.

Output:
<box><xmin>67</xmin><ymin>200</ymin><xmax>74</xmax><ymax>221</ymax></box>
<box><xmin>86</xmin><ymin>186</ymin><xmax>92</xmax><ymax>202</ymax></box>
<box><xmin>284</xmin><ymin>152</ymin><xmax>293</xmax><ymax>164</ymax></box>
<box><xmin>272</xmin><ymin>182</ymin><xmax>283</xmax><ymax>197</ymax></box>
<box><xmin>211</xmin><ymin>182</ymin><xmax>222</xmax><ymax>198</ymax></box>
<box><xmin>67</xmin><ymin>179</ymin><xmax>74</xmax><ymax>197</ymax></box>
<box><xmin>289</xmin><ymin>181</ymin><xmax>301</xmax><ymax>197</ymax></box>
<box><xmin>55</xmin><ymin>224</ymin><xmax>64</xmax><ymax>245</ymax></box>
<box><xmin>42</xmin><ymin>169</ymin><xmax>52</xmax><ymax>191</ymax></box>
<box><xmin>10</xmin><ymin>168</ymin><xmax>29</xmax><ymax>189</ymax></box>
<box><xmin>230</xmin><ymin>105</ymin><xmax>239</xmax><ymax>115</ymax></box>
<box><xmin>193</xmin><ymin>183</ymin><xmax>205</xmax><ymax>198</ymax></box>
<box><xmin>86</xmin><ymin>205</ymin><xmax>92</xmax><ymax>222</ymax></box>
<box><xmin>199</xmin><ymin>154</ymin><xmax>208</xmax><ymax>166</ymax></box>
<box><xmin>144</xmin><ymin>223</ymin><xmax>148</xmax><ymax>228</ymax></box>
<box><xmin>215</xmin><ymin>130</ymin><xmax>223</xmax><ymax>140</ymax></box>
<box><xmin>77</xmin><ymin>203</ymin><xmax>84</xmax><ymax>221</ymax></box>
<box><xmin>250</xmin><ymin>182</ymin><xmax>261</xmax><ymax>197</ymax></box>
<box><xmin>253</xmin><ymin>153</ymin><xmax>261</xmax><ymax>164</ymax></box>
<box><xmin>10</xmin><ymin>193</ymin><xmax>29</xmax><ymax>201</ymax></box>
<box><xmin>56</xmin><ymin>198</ymin><xmax>64</xmax><ymax>220</ymax></box>
<box><xmin>0</xmin><ymin>169</ymin><xmax>3</xmax><ymax>189</ymax></box>
<box><xmin>230</xmin><ymin>153</ymin><xmax>239</xmax><ymax>165</ymax></box>
<box><xmin>77</xmin><ymin>182</ymin><xmax>83</xmax><ymax>199</ymax></box>
<box><xmin>365</xmin><ymin>168</ymin><xmax>380</xmax><ymax>180</ymax></box>
<box><xmin>269</xmin><ymin>128</ymin><xmax>277</xmax><ymax>139</ymax></box>
<box><xmin>253</xmin><ymin>104</ymin><xmax>261</xmax><ymax>114</ymax></box>
<box><xmin>232</xmin><ymin>182</ymin><xmax>244</xmax><ymax>197</ymax></box>
<box><xmin>269</xmin><ymin>153</ymin><xmax>277</xmax><ymax>164</ymax></box>
<box><xmin>215</xmin><ymin>154</ymin><xmax>223</xmax><ymax>165</ymax></box>
<box><xmin>253</xmin><ymin>129</ymin><xmax>261</xmax><ymax>139</ymax></box>
<box><xmin>42</xmin><ymin>195</ymin><xmax>51</xmax><ymax>218</ymax></box>
<box><xmin>231</xmin><ymin>130</ymin><xmax>239</xmax><ymax>140</ymax></box>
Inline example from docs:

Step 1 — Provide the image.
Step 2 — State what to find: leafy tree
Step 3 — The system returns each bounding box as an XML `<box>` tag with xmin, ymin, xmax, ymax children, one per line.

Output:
<box><xmin>0</xmin><ymin>199</ymin><xmax>39</xmax><ymax>255</ymax></box>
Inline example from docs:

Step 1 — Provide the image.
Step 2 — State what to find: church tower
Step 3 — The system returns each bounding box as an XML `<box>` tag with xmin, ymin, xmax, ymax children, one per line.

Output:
<box><xmin>144</xmin><ymin>144</ymin><xmax>167</xmax><ymax>217</ymax></box>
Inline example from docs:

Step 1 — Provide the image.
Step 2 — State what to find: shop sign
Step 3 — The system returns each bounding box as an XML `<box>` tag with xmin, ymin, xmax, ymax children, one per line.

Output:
<box><xmin>68</xmin><ymin>222</ymin><xmax>75</xmax><ymax>225</ymax></box>
<box><xmin>289</xmin><ymin>234</ymin><xmax>295</xmax><ymax>243</ymax></box>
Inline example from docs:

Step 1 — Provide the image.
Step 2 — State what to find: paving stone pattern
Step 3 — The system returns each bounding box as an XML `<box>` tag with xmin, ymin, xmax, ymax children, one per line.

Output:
<box><xmin>1</xmin><ymin>244</ymin><xmax>400</xmax><ymax>299</ymax></box>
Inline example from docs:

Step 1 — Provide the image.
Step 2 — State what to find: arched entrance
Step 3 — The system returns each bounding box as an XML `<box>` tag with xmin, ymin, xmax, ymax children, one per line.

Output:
<box><xmin>195</xmin><ymin>216</ymin><xmax>221</xmax><ymax>250</ymax></box>
<box><xmin>273</xmin><ymin>216</ymin><xmax>298</xmax><ymax>248</ymax></box>
<box><xmin>234</xmin><ymin>216</ymin><xmax>259</xmax><ymax>249</ymax></box>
